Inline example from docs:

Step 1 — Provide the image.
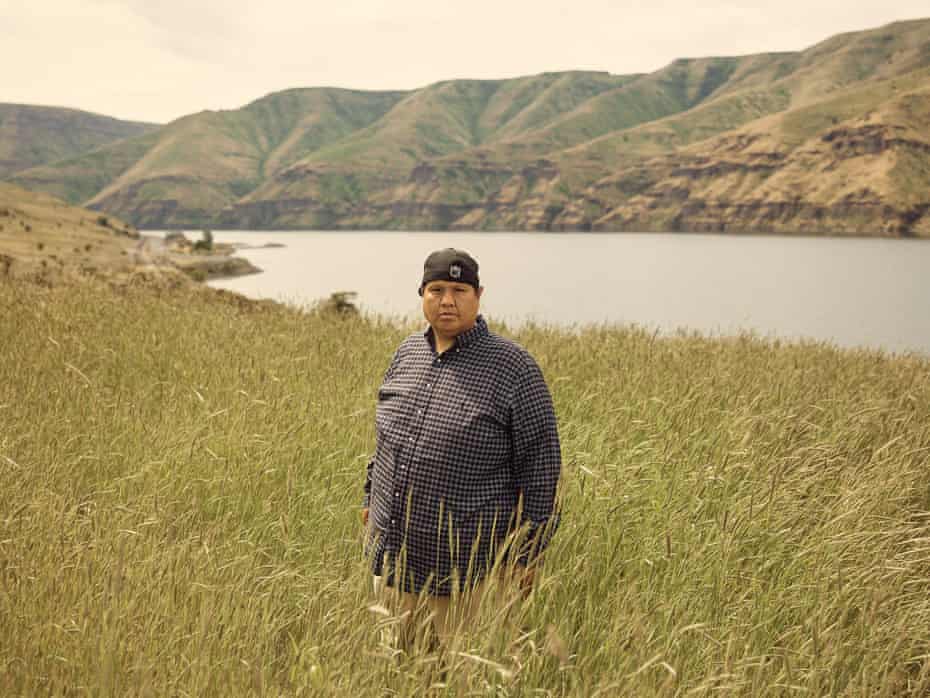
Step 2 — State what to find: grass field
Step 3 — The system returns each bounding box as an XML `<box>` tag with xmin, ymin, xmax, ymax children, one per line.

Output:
<box><xmin>1</xmin><ymin>280</ymin><xmax>929</xmax><ymax>695</ymax></box>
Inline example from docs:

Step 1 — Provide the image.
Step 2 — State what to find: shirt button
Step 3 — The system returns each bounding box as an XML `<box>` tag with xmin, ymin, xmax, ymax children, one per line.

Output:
<box><xmin>408</xmin><ymin>436</ymin><xmax>414</xmax><ymax>442</ymax></box>
<box><xmin>426</xmin><ymin>383</ymin><xmax>431</xmax><ymax>388</ymax></box>
<box><xmin>400</xmin><ymin>464</ymin><xmax>406</xmax><ymax>469</ymax></box>
<box><xmin>393</xmin><ymin>491</ymin><xmax>399</xmax><ymax>497</ymax></box>
<box><xmin>390</xmin><ymin>518</ymin><xmax>396</xmax><ymax>525</ymax></box>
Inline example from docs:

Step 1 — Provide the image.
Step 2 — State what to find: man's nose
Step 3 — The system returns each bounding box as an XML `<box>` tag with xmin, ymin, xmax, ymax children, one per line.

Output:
<box><xmin>440</xmin><ymin>289</ymin><xmax>457</xmax><ymax>305</ymax></box>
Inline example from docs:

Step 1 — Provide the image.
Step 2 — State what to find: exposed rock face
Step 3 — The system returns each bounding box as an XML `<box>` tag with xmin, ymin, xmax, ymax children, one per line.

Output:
<box><xmin>578</xmin><ymin>117</ymin><xmax>930</xmax><ymax>236</ymax></box>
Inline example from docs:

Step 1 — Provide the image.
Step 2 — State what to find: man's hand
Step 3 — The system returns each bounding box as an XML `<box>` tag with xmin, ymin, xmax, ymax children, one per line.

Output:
<box><xmin>361</xmin><ymin>507</ymin><xmax>369</xmax><ymax>526</ymax></box>
<box><xmin>514</xmin><ymin>562</ymin><xmax>537</xmax><ymax>599</ymax></box>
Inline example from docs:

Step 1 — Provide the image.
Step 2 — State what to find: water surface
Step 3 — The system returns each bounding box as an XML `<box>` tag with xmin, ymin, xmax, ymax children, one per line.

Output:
<box><xmin>189</xmin><ymin>230</ymin><xmax>930</xmax><ymax>355</ymax></box>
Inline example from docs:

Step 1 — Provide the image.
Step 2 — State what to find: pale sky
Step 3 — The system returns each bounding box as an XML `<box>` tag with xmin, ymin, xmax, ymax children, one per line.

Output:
<box><xmin>2</xmin><ymin>0</ymin><xmax>927</xmax><ymax>124</ymax></box>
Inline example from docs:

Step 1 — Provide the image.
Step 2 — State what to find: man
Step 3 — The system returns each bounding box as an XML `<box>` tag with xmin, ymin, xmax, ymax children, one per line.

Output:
<box><xmin>362</xmin><ymin>248</ymin><xmax>562</xmax><ymax>646</ymax></box>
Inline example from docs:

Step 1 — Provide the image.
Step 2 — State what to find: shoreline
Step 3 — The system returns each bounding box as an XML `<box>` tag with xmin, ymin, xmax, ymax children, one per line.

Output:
<box><xmin>0</xmin><ymin>183</ymin><xmax>262</xmax><ymax>286</ymax></box>
<box><xmin>140</xmin><ymin>225</ymin><xmax>930</xmax><ymax>241</ymax></box>
<box><xmin>134</xmin><ymin>233</ymin><xmax>262</xmax><ymax>282</ymax></box>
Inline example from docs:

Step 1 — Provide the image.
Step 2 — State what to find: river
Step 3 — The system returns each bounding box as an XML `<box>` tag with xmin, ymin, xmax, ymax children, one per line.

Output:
<box><xmin>183</xmin><ymin>230</ymin><xmax>930</xmax><ymax>355</ymax></box>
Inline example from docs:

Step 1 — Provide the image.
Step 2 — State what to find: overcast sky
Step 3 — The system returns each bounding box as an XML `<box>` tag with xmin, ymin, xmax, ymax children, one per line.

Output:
<box><xmin>2</xmin><ymin>0</ymin><xmax>927</xmax><ymax>124</ymax></box>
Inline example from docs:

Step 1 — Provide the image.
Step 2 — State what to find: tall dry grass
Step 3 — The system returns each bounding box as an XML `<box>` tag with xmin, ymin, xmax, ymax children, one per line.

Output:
<box><xmin>1</xmin><ymin>280</ymin><xmax>929</xmax><ymax>696</ymax></box>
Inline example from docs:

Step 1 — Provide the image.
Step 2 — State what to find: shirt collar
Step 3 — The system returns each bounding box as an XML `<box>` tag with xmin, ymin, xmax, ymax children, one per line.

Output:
<box><xmin>424</xmin><ymin>314</ymin><xmax>489</xmax><ymax>351</ymax></box>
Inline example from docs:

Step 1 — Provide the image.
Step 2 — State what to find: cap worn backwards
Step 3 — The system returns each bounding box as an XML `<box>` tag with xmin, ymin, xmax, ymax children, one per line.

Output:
<box><xmin>419</xmin><ymin>248</ymin><xmax>480</xmax><ymax>295</ymax></box>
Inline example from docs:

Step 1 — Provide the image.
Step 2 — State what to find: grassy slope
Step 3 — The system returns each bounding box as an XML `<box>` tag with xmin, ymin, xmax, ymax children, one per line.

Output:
<box><xmin>238</xmin><ymin>66</ymin><xmax>747</xmax><ymax>223</ymax></box>
<box><xmin>5</xmin><ymin>19</ymin><xmax>930</xmax><ymax>231</ymax></box>
<box><xmin>473</xmin><ymin>19</ymin><xmax>930</xmax><ymax>234</ymax></box>
<box><xmin>0</xmin><ymin>183</ymin><xmax>139</xmax><ymax>279</ymax></box>
<box><xmin>9</xmin><ymin>90</ymin><xmax>405</xmax><ymax>226</ymax></box>
<box><xmin>560</xmin><ymin>19</ymin><xmax>930</xmax><ymax>172</ymax></box>
<box><xmin>0</xmin><ymin>104</ymin><xmax>157</xmax><ymax>179</ymax></box>
<box><xmin>241</xmin><ymin>19</ymin><xmax>930</xmax><ymax>231</ymax></box>
<box><xmin>10</xmin><ymin>131</ymin><xmax>163</xmax><ymax>206</ymax></box>
<box><xmin>0</xmin><ymin>184</ymin><xmax>258</xmax><ymax>283</ymax></box>
<box><xmin>1</xmin><ymin>281</ymin><xmax>929</xmax><ymax>694</ymax></box>
<box><xmin>296</xmin><ymin>73</ymin><xmax>635</xmax><ymax>168</ymax></box>
<box><xmin>502</xmin><ymin>56</ymin><xmax>779</xmax><ymax>158</ymax></box>
<box><xmin>579</xmin><ymin>66</ymin><xmax>930</xmax><ymax>235</ymax></box>
<box><xmin>85</xmin><ymin>89</ymin><xmax>407</xmax><ymax>226</ymax></box>
<box><xmin>479</xmin><ymin>72</ymin><xmax>638</xmax><ymax>141</ymax></box>
<box><xmin>231</xmin><ymin>73</ymin><xmax>641</xmax><ymax>226</ymax></box>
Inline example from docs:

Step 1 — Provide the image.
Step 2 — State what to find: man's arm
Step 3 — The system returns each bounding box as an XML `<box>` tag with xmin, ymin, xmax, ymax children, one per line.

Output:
<box><xmin>362</xmin><ymin>458</ymin><xmax>373</xmax><ymax>524</ymax></box>
<box><xmin>362</xmin><ymin>346</ymin><xmax>404</xmax><ymax>523</ymax></box>
<box><xmin>510</xmin><ymin>356</ymin><xmax>562</xmax><ymax>567</ymax></box>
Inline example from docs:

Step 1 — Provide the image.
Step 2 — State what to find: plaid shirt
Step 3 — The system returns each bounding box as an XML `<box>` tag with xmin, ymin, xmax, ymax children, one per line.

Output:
<box><xmin>363</xmin><ymin>315</ymin><xmax>562</xmax><ymax>596</ymax></box>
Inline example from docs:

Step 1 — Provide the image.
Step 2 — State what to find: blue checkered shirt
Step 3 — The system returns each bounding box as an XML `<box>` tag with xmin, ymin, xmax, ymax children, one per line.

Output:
<box><xmin>363</xmin><ymin>315</ymin><xmax>562</xmax><ymax>596</ymax></box>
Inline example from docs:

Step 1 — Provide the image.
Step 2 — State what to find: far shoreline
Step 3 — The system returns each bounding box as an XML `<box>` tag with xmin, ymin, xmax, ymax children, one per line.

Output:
<box><xmin>140</xmin><ymin>227</ymin><xmax>930</xmax><ymax>242</ymax></box>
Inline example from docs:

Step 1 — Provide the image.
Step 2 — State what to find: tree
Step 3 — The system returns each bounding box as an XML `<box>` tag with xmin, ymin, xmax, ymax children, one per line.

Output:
<box><xmin>193</xmin><ymin>229</ymin><xmax>213</xmax><ymax>252</ymax></box>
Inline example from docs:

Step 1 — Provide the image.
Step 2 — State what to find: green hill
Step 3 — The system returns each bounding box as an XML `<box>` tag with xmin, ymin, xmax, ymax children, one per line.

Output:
<box><xmin>575</xmin><ymin>67</ymin><xmax>930</xmax><ymax>235</ymax></box>
<box><xmin>0</xmin><ymin>104</ymin><xmax>157</xmax><ymax>179</ymax></box>
<box><xmin>87</xmin><ymin>89</ymin><xmax>407</xmax><ymax>228</ymax></box>
<box><xmin>6</xmin><ymin>17</ymin><xmax>930</xmax><ymax>235</ymax></box>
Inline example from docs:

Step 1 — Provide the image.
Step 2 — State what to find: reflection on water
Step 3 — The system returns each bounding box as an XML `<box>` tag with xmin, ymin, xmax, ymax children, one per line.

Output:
<box><xmin>186</xmin><ymin>230</ymin><xmax>930</xmax><ymax>355</ymax></box>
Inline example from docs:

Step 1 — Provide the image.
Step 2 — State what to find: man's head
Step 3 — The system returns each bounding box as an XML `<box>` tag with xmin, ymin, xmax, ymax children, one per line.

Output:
<box><xmin>419</xmin><ymin>248</ymin><xmax>483</xmax><ymax>340</ymax></box>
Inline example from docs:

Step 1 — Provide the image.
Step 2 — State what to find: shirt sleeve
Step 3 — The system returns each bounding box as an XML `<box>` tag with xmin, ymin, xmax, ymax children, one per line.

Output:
<box><xmin>363</xmin><ymin>346</ymin><xmax>403</xmax><ymax>509</ymax></box>
<box><xmin>363</xmin><ymin>457</ymin><xmax>373</xmax><ymax>509</ymax></box>
<box><xmin>510</xmin><ymin>356</ymin><xmax>562</xmax><ymax>565</ymax></box>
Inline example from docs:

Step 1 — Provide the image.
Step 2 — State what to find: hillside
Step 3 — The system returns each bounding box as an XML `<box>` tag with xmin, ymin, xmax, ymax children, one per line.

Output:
<box><xmin>578</xmin><ymin>69</ymin><xmax>930</xmax><ymax>235</ymax></box>
<box><xmin>0</xmin><ymin>104</ymin><xmax>157</xmax><ymax>179</ymax></box>
<box><xmin>0</xmin><ymin>182</ymin><xmax>141</xmax><ymax>280</ymax></box>
<box><xmin>13</xmin><ymin>89</ymin><xmax>408</xmax><ymax>228</ymax></box>
<box><xmin>6</xmin><ymin>18</ymin><xmax>930</xmax><ymax>235</ymax></box>
<box><xmin>0</xmin><ymin>183</ymin><xmax>256</xmax><ymax>281</ymax></box>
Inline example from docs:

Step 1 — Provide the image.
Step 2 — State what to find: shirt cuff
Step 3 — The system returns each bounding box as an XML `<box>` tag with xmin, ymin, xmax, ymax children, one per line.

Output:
<box><xmin>514</xmin><ymin>514</ymin><xmax>559</xmax><ymax>566</ymax></box>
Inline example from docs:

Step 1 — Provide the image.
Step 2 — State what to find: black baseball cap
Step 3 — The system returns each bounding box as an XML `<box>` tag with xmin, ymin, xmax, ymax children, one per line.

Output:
<box><xmin>418</xmin><ymin>248</ymin><xmax>480</xmax><ymax>295</ymax></box>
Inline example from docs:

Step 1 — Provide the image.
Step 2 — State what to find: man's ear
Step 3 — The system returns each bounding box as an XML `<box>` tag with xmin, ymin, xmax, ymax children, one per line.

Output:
<box><xmin>476</xmin><ymin>286</ymin><xmax>484</xmax><ymax>300</ymax></box>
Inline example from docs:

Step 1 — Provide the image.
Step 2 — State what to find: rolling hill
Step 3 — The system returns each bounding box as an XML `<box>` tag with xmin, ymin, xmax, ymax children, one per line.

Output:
<box><xmin>0</xmin><ymin>104</ymin><xmax>157</xmax><ymax>179</ymax></box>
<box><xmin>5</xmin><ymin>18</ymin><xmax>930</xmax><ymax>235</ymax></box>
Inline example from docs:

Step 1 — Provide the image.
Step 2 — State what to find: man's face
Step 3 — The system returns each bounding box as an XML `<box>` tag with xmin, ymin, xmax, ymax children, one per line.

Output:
<box><xmin>421</xmin><ymin>280</ymin><xmax>483</xmax><ymax>338</ymax></box>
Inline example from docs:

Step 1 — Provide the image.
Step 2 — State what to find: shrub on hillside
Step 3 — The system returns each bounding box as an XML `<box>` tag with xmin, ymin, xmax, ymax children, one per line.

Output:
<box><xmin>192</xmin><ymin>230</ymin><xmax>213</xmax><ymax>252</ymax></box>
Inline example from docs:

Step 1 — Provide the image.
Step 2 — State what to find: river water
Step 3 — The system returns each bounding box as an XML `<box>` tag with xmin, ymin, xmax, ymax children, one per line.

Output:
<box><xmin>186</xmin><ymin>230</ymin><xmax>930</xmax><ymax>355</ymax></box>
